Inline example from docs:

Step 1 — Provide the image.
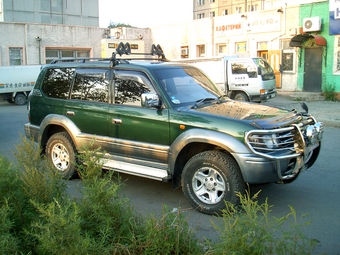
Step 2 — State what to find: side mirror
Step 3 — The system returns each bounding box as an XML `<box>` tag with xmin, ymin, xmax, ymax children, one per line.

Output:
<box><xmin>141</xmin><ymin>93</ymin><xmax>161</xmax><ymax>108</ymax></box>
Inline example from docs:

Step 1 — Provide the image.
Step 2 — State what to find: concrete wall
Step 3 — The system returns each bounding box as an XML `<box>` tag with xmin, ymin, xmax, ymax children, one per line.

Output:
<box><xmin>0</xmin><ymin>22</ymin><xmax>107</xmax><ymax>65</ymax></box>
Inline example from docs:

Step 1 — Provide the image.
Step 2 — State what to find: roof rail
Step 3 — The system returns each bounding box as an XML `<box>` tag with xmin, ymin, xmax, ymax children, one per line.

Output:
<box><xmin>50</xmin><ymin>58</ymin><xmax>111</xmax><ymax>64</ymax></box>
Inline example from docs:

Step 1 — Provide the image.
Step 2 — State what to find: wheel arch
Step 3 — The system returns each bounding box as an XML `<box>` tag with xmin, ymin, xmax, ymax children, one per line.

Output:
<box><xmin>39</xmin><ymin>114</ymin><xmax>81</xmax><ymax>153</ymax></box>
<box><xmin>170</xmin><ymin>129</ymin><xmax>249</xmax><ymax>189</ymax></box>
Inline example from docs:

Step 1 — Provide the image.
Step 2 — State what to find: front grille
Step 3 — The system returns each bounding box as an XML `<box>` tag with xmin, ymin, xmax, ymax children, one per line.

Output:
<box><xmin>245</xmin><ymin>119</ymin><xmax>323</xmax><ymax>160</ymax></box>
<box><xmin>246</xmin><ymin>127</ymin><xmax>296</xmax><ymax>155</ymax></box>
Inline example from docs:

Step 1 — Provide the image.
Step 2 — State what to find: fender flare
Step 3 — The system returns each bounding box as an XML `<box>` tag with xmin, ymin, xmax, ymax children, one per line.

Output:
<box><xmin>169</xmin><ymin>128</ymin><xmax>250</xmax><ymax>173</ymax></box>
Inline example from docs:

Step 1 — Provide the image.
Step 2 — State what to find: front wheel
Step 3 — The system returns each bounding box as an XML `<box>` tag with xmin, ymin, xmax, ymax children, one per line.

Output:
<box><xmin>46</xmin><ymin>132</ymin><xmax>77</xmax><ymax>179</ymax></box>
<box><xmin>233</xmin><ymin>92</ymin><xmax>249</xmax><ymax>101</ymax></box>
<box><xmin>181</xmin><ymin>151</ymin><xmax>245</xmax><ymax>215</ymax></box>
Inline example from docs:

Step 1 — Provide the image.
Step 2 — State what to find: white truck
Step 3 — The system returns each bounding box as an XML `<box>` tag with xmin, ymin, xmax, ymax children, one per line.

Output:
<box><xmin>179</xmin><ymin>56</ymin><xmax>277</xmax><ymax>102</ymax></box>
<box><xmin>0</xmin><ymin>65</ymin><xmax>41</xmax><ymax>105</ymax></box>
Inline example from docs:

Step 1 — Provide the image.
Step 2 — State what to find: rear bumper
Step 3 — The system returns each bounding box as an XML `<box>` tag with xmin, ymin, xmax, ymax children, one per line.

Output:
<box><xmin>24</xmin><ymin>123</ymin><xmax>40</xmax><ymax>142</ymax></box>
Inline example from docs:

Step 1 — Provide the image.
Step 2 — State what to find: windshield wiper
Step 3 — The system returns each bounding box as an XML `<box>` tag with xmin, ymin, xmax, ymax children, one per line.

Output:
<box><xmin>192</xmin><ymin>97</ymin><xmax>218</xmax><ymax>109</ymax></box>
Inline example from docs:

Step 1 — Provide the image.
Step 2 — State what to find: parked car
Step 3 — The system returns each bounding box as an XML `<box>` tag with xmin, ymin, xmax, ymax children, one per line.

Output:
<box><xmin>24</xmin><ymin>43</ymin><xmax>324</xmax><ymax>215</ymax></box>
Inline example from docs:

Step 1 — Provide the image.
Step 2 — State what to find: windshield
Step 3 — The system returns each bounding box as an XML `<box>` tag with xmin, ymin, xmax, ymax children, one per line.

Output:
<box><xmin>153</xmin><ymin>66</ymin><xmax>223</xmax><ymax>105</ymax></box>
<box><xmin>253</xmin><ymin>58</ymin><xmax>275</xmax><ymax>81</ymax></box>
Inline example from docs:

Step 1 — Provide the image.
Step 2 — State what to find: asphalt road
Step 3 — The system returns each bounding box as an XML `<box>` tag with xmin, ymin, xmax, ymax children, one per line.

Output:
<box><xmin>0</xmin><ymin>99</ymin><xmax>339</xmax><ymax>254</ymax></box>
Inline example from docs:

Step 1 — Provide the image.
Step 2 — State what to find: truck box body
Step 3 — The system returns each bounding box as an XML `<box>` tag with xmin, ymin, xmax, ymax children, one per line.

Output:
<box><xmin>178</xmin><ymin>56</ymin><xmax>276</xmax><ymax>102</ymax></box>
<box><xmin>0</xmin><ymin>65</ymin><xmax>41</xmax><ymax>104</ymax></box>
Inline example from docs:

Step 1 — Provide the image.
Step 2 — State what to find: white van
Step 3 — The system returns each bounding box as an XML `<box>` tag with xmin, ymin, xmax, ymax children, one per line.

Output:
<box><xmin>0</xmin><ymin>65</ymin><xmax>41</xmax><ymax>105</ymax></box>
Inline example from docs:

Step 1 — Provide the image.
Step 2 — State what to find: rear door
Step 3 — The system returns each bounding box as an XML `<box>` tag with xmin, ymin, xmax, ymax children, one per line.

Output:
<box><xmin>63</xmin><ymin>68</ymin><xmax>111</xmax><ymax>150</ymax></box>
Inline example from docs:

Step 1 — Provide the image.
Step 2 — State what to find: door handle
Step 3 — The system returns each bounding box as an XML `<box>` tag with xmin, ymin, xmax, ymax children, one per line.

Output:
<box><xmin>66</xmin><ymin>111</ymin><xmax>75</xmax><ymax>116</ymax></box>
<box><xmin>112</xmin><ymin>118</ymin><xmax>122</xmax><ymax>125</ymax></box>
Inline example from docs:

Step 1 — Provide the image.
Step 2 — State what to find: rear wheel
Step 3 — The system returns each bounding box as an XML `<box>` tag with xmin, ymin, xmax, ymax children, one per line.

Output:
<box><xmin>233</xmin><ymin>92</ymin><xmax>249</xmax><ymax>101</ymax></box>
<box><xmin>46</xmin><ymin>132</ymin><xmax>77</xmax><ymax>179</ymax></box>
<box><xmin>181</xmin><ymin>150</ymin><xmax>245</xmax><ymax>215</ymax></box>
<box><xmin>14</xmin><ymin>93</ymin><xmax>27</xmax><ymax>105</ymax></box>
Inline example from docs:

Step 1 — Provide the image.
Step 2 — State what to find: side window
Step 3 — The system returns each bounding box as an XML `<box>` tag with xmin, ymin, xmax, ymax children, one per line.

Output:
<box><xmin>114</xmin><ymin>71</ymin><xmax>154</xmax><ymax>107</ymax></box>
<box><xmin>41</xmin><ymin>68</ymin><xmax>75</xmax><ymax>99</ymax></box>
<box><xmin>71</xmin><ymin>68</ymin><xmax>110</xmax><ymax>103</ymax></box>
<box><xmin>231</xmin><ymin>62</ymin><xmax>247</xmax><ymax>75</ymax></box>
<box><xmin>231</xmin><ymin>62</ymin><xmax>257</xmax><ymax>78</ymax></box>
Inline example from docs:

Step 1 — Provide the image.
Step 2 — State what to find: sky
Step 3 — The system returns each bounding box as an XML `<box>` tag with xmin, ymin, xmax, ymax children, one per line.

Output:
<box><xmin>98</xmin><ymin>0</ymin><xmax>193</xmax><ymax>28</ymax></box>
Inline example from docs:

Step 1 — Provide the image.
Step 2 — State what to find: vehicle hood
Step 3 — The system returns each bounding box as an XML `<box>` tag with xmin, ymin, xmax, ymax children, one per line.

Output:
<box><xmin>194</xmin><ymin>100</ymin><xmax>302</xmax><ymax>129</ymax></box>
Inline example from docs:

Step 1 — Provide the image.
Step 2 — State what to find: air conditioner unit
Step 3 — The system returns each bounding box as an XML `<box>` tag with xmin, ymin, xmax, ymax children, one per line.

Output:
<box><xmin>303</xmin><ymin>17</ymin><xmax>321</xmax><ymax>32</ymax></box>
<box><xmin>181</xmin><ymin>48</ymin><xmax>188</xmax><ymax>55</ymax></box>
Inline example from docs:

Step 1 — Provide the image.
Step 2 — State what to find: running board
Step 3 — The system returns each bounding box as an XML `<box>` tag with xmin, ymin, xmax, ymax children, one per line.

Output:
<box><xmin>102</xmin><ymin>158</ymin><xmax>172</xmax><ymax>182</ymax></box>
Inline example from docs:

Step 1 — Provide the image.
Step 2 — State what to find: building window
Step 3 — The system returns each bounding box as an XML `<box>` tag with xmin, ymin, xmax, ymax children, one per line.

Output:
<box><xmin>217</xmin><ymin>44</ymin><xmax>226</xmax><ymax>56</ymax></box>
<box><xmin>223</xmin><ymin>9</ymin><xmax>228</xmax><ymax>15</ymax></box>
<box><xmin>248</xmin><ymin>5</ymin><xmax>258</xmax><ymax>12</ymax></box>
<box><xmin>181</xmin><ymin>47</ymin><xmax>189</xmax><ymax>58</ymax></box>
<box><xmin>334</xmin><ymin>36</ymin><xmax>340</xmax><ymax>74</ymax></box>
<box><xmin>236</xmin><ymin>42</ymin><xmax>247</xmax><ymax>53</ymax></box>
<box><xmin>197</xmin><ymin>13</ymin><xmax>205</xmax><ymax>19</ymax></box>
<box><xmin>197</xmin><ymin>45</ymin><xmax>205</xmax><ymax>57</ymax></box>
<box><xmin>282</xmin><ymin>50</ymin><xmax>295</xmax><ymax>73</ymax></box>
<box><xmin>197</xmin><ymin>0</ymin><xmax>205</xmax><ymax>6</ymax></box>
<box><xmin>210</xmin><ymin>11</ymin><xmax>215</xmax><ymax>17</ymax></box>
<box><xmin>9</xmin><ymin>48</ymin><xmax>23</xmax><ymax>65</ymax></box>
<box><xmin>235</xmin><ymin>7</ymin><xmax>242</xmax><ymax>13</ymax></box>
<box><xmin>45</xmin><ymin>49</ymin><xmax>90</xmax><ymax>63</ymax></box>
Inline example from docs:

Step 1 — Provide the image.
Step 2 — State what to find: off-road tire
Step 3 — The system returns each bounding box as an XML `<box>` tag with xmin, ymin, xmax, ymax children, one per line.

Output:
<box><xmin>181</xmin><ymin>150</ymin><xmax>245</xmax><ymax>215</ymax></box>
<box><xmin>46</xmin><ymin>132</ymin><xmax>77</xmax><ymax>179</ymax></box>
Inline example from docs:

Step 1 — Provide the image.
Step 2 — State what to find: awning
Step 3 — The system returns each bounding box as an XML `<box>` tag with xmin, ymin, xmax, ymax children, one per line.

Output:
<box><xmin>289</xmin><ymin>34</ymin><xmax>327</xmax><ymax>47</ymax></box>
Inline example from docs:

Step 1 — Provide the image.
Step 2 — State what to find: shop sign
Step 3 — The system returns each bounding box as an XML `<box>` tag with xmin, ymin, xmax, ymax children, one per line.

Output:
<box><xmin>330</xmin><ymin>0</ymin><xmax>340</xmax><ymax>34</ymax></box>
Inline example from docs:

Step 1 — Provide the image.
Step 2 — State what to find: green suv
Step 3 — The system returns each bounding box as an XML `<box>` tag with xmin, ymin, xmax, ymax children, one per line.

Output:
<box><xmin>25</xmin><ymin>43</ymin><xmax>324</xmax><ymax>215</ymax></box>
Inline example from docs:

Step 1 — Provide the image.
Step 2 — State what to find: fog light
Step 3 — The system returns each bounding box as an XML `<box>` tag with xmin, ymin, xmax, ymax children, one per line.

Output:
<box><xmin>314</xmin><ymin>122</ymin><xmax>324</xmax><ymax>141</ymax></box>
<box><xmin>306</xmin><ymin>126</ymin><xmax>317</xmax><ymax>145</ymax></box>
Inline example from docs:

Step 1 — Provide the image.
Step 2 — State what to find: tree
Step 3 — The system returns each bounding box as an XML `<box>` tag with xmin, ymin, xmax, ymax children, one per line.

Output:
<box><xmin>107</xmin><ymin>21</ymin><xmax>132</xmax><ymax>28</ymax></box>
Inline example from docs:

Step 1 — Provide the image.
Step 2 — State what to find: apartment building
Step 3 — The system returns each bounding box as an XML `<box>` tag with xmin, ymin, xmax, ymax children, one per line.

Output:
<box><xmin>193</xmin><ymin>0</ymin><xmax>326</xmax><ymax>20</ymax></box>
<box><xmin>1</xmin><ymin>0</ymin><xmax>99</xmax><ymax>26</ymax></box>
<box><xmin>0</xmin><ymin>0</ymin><xmax>105</xmax><ymax>66</ymax></box>
<box><xmin>152</xmin><ymin>0</ymin><xmax>338</xmax><ymax>93</ymax></box>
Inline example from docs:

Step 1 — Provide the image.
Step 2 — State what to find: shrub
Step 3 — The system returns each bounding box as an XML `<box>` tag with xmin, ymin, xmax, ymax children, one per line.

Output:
<box><xmin>323</xmin><ymin>83</ymin><xmax>337</xmax><ymax>101</ymax></box>
<box><xmin>137</xmin><ymin>206</ymin><xmax>203</xmax><ymax>255</ymax></box>
<box><xmin>205</xmin><ymin>190</ymin><xmax>317</xmax><ymax>255</ymax></box>
<box><xmin>0</xmin><ymin>136</ymin><xmax>318</xmax><ymax>254</ymax></box>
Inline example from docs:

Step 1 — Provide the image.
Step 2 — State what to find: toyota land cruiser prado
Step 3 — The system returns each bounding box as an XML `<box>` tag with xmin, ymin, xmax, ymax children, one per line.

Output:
<box><xmin>24</xmin><ymin>43</ymin><xmax>324</xmax><ymax>214</ymax></box>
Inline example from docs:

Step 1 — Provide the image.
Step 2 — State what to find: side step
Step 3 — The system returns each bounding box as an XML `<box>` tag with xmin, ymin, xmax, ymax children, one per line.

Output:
<box><xmin>102</xmin><ymin>157</ymin><xmax>172</xmax><ymax>182</ymax></box>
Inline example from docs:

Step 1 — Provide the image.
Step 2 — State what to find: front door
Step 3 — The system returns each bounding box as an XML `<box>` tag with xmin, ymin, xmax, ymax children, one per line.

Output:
<box><xmin>268</xmin><ymin>50</ymin><xmax>281</xmax><ymax>88</ymax></box>
<box><xmin>304</xmin><ymin>48</ymin><xmax>322</xmax><ymax>92</ymax></box>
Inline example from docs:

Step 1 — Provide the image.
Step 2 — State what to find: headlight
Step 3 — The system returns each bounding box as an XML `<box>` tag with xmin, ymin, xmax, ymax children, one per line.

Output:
<box><xmin>263</xmin><ymin>134</ymin><xmax>279</xmax><ymax>149</ymax></box>
<box><xmin>248</xmin><ymin>134</ymin><xmax>279</xmax><ymax>149</ymax></box>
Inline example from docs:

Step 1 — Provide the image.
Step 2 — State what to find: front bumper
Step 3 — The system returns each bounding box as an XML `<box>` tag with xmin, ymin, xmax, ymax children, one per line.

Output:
<box><xmin>239</xmin><ymin>119</ymin><xmax>324</xmax><ymax>184</ymax></box>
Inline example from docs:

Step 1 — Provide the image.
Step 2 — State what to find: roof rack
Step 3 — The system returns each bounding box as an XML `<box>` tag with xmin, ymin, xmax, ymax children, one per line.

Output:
<box><xmin>110</xmin><ymin>42</ymin><xmax>169</xmax><ymax>67</ymax></box>
<box><xmin>49</xmin><ymin>42</ymin><xmax>169</xmax><ymax>66</ymax></box>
